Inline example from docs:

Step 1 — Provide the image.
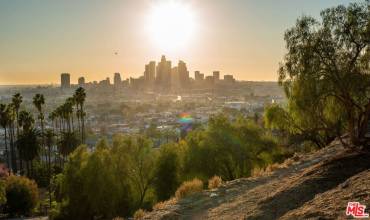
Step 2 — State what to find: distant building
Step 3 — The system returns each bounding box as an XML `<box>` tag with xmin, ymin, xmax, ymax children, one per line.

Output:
<box><xmin>178</xmin><ymin>60</ymin><xmax>189</xmax><ymax>88</ymax></box>
<box><xmin>144</xmin><ymin>61</ymin><xmax>156</xmax><ymax>84</ymax></box>
<box><xmin>61</xmin><ymin>73</ymin><xmax>70</xmax><ymax>89</ymax></box>
<box><xmin>99</xmin><ymin>77</ymin><xmax>111</xmax><ymax>87</ymax></box>
<box><xmin>171</xmin><ymin>67</ymin><xmax>179</xmax><ymax>91</ymax></box>
<box><xmin>114</xmin><ymin>73</ymin><xmax>122</xmax><ymax>86</ymax></box>
<box><xmin>78</xmin><ymin>77</ymin><xmax>85</xmax><ymax>87</ymax></box>
<box><xmin>156</xmin><ymin>55</ymin><xmax>172</xmax><ymax>90</ymax></box>
<box><xmin>213</xmin><ymin>71</ymin><xmax>220</xmax><ymax>81</ymax></box>
<box><xmin>224</xmin><ymin>74</ymin><xmax>235</xmax><ymax>83</ymax></box>
<box><xmin>194</xmin><ymin>71</ymin><xmax>204</xmax><ymax>81</ymax></box>
<box><xmin>205</xmin><ymin>75</ymin><xmax>214</xmax><ymax>85</ymax></box>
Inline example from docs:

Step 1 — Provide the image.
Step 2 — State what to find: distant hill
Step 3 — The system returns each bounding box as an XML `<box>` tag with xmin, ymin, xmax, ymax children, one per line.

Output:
<box><xmin>144</xmin><ymin>138</ymin><xmax>370</xmax><ymax>219</ymax></box>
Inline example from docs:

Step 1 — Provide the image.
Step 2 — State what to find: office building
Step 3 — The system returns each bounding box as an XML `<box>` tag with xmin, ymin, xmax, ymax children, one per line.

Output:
<box><xmin>144</xmin><ymin>61</ymin><xmax>156</xmax><ymax>84</ymax></box>
<box><xmin>213</xmin><ymin>71</ymin><xmax>220</xmax><ymax>81</ymax></box>
<box><xmin>178</xmin><ymin>60</ymin><xmax>189</xmax><ymax>88</ymax></box>
<box><xmin>224</xmin><ymin>74</ymin><xmax>235</xmax><ymax>83</ymax></box>
<box><xmin>114</xmin><ymin>73</ymin><xmax>122</xmax><ymax>86</ymax></box>
<box><xmin>156</xmin><ymin>55</ymin><xmax>172</xmax><ymax>89</ymax></box>
<box><xmin>78</xmin><ymin>77</ymin><xmax>85</xmax><ymax>87</ymax></box>
<box><xmin>194</xmin><ymin>71</ymin><xmax>204</xmax><ymax>81</ymax></box>
<box><xmin>61</xmin><ymin>73</ymin><xmax>70</xmax><ymax>89</ymax></box>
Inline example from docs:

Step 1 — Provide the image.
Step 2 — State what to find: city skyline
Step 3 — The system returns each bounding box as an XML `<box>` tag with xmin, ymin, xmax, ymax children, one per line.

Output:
<box><xmin>58</xmin><ymin>55</ymin><xmax>235</xmax><ymax>91</ymax></box>
<box><xmin>0</xmin><ymin>0</ymin><xmax>360</xmax><ymax>85</ymax></box>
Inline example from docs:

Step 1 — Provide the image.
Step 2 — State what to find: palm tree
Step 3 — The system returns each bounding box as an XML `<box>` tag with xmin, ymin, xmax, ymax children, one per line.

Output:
<box><xmin>66</xmin><ymin>97</ymin><xmax>76</xmax><ymax>131</ymax></box>
<box><xmin>0</xmin><ymin>104</ymin><xmax>10</xmax><ymax>167</ymax></box>
<box><xmin>74</xmin><ymin>87</ymin><xmax>86</xmax><ymax>143</ymax></box>
<box><xmin>12</xmin><ymin>93</ymin><xmax>22</xmax><ymax>172</ymax></box>
<box><xmin>45</xmin><ymin>129</ymin><xmax>55</xmax><ymax>207</ymax></box>
<box><xmin>18</xmin><ymin>110</ymin><xmax>35</xmax><ymax>175</ymax></box>
<box><xmin>33</xmin><ymin>94</ymin><xmax>46</xmax><ymax>165</ymax></box>
<box><xmin>7</xmin><ymin>104</ymin><xmax>17</xmax><ymax>172</ymax></box>
<box><xmin>17</xmin><ymin>110</ymin><xmax>38</xmax><ymax>175</ymax></box>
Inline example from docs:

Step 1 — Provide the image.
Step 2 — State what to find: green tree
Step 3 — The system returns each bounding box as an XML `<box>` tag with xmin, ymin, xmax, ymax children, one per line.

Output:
<box><xmin>11</xmin><ymin>93</ymin><xmax>22</xmax><ymax>172</ymax></box>
<box><xmin>278</xmin><ymin>1</ymin><xmax>370</xmax><ymax>146</ymax></box>
<box><xmin>0</xmin><ymin>104</ymin><xmax>11</xmax><ymax>167</ymax></box>
<box><xmin>154</xmin><ymin>144</ymin><xmax>181</xmax><ymax>201</ymax></box>
<box><xmin>184</xmin><ymin>114</ymin><xmax>282</xmax><ymax>181</ymax></box>
<box><xmin>5</xmin><ymin>175</ymin><xmax>39</xmax><ymax>216</ymax></box>
<box><xmin>74</xmin><ymin>87</ymin><xmax>86</xmax><ymax>143</ymax></box>
<box><xmin>33</xmin><ymin>94</ymin><xmax>46</xmax><ymax>164</ymax></box>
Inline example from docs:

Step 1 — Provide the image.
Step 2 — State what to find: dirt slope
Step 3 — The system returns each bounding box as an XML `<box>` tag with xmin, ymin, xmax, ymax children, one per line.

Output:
<box><xmin>144</xmin><ymin>139</ymin><xmax>370</xmax><ymax>220</ymax></box>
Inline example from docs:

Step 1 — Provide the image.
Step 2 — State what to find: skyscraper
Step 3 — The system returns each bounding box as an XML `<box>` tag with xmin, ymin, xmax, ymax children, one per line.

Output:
<box><xmin>178</xmin><ymin>60</ymin><xmax>189</xmax><ymax>89</ymax></box>
<box><xmin>144</xmin><ymin>61</ymin><xmax>156</xmax><ymax>84</ymax></box>
<box><xmin>61</xmin><ymin>73</ymin><xmax>70</xmax><ymax>89</ymax></box>
<box><xmin>213</xmin><ymin>71</ymin><xmax>220</xmax><ymax>81</ymax></box>
<box><xmin>78</xmin><ymin>77</ymin><xmax>85</xmax><ymax>87</ymax></box>
<box><xmin>114</xmin><ymin>73</ymin><xmax>122</xmax><ymax>86</ymax></box>
<box><xmin>224</xmin><ymin>74</ymin><xmax>235</xmax><ymax>83</ymax></box>
<box><xmin>195</xmin><ymin>71</ymin><xmax>204</xmax><ymax>81</ymax></box>
<box><xmin>156</xmin><ymin>55</ymin><xmax>171</xmax><ymax>90</ymax></box>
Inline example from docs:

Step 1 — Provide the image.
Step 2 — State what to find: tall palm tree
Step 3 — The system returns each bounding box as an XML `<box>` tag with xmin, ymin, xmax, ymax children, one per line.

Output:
<box><xmin>66</xmin><ymin>97</ymin><xmax>76</xmax><ymax>131</ymax></box>
<box><xmin>74</xmin><ymin>87</ymin><xmax>86</xmax><ymax>143</ymax></box>
<box><xmin>45</xmin><ymin>129</ymin><xmax>55</xmax><ymax>207</ymax></box>
<box><xmin>7</xmin><ymin>104</ymin><xmax>17</xmax><ymax>172</ymax></box>
<box><xmin>18</xmin><ymin>110</ymin><xmax>36</xmax><ymax>174</ymax></box>
<box><xmin>33</xmin><ymin>94</ymin><xmax>46</xmax><ymax>165</ymax></box>
<box><xmin>12</xmin><ymin>93</ymin><xmax>22</xmax><ymax>172</ymax></box>
<box><xmin>0</xmin><ymin>104</ymin><xmax>10</xmax><ymax>167</ymax></box>
<box><xmin>18</xmin><ymin>110</ymin><xmax>35</xmax><ymax>175</ymax></box>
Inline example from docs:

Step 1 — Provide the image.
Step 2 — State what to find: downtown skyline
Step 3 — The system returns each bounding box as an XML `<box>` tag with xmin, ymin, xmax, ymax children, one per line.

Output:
<box><xmin>0</xmin><ymin>0</ymin><xmax>361</xmax><ymax>85</ymax></box>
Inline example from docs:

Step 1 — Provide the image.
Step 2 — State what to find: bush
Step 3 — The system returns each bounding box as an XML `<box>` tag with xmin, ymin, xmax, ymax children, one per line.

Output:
<box><xmin>152</xmin><ymin>198</ymin><xmax>177</xmax><ymax>211</ymax></box>
<box><xmin>175</xmin><ymin>178</ymin><xmax>203</xmax><ymax>199</ymax></box>
<box><xmin>208</xmin><ymin>176</ymin><xmax>222</xmax><ymax>189</ymax></box>
<box><xmin>133</xmin><ymin>209</ymin><xmax>146</xmax><ymax>220</ymax></box>
<box><xmin>5</xmin><ymin>175</ymin><xmax>39</xmax><ymax>216</ymax></box>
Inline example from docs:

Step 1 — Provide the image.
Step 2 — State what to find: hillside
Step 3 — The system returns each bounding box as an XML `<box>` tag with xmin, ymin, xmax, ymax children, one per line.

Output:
<box><xmin>144</xmin><ymin>138</ymin><xmax>370</xmax><ymax>219</ymax></box>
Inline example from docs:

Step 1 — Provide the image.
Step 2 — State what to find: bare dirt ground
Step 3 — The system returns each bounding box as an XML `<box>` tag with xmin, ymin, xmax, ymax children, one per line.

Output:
<box><xmin>144</xmin><ymin>138</ymin><xmax>370</xmax><ymax>220</ymax></box>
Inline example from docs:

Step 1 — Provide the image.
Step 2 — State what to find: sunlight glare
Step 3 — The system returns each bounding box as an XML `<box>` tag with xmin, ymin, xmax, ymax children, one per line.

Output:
<box><xmin>146</xmin><ymin>1</ymin><xmax>197</xmax><ymax>52</ymax></box>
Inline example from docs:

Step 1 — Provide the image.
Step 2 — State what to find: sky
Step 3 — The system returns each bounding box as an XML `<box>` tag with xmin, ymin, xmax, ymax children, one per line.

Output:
<box><xmin>0</xmin><ymin>0</ymin><xmax>361</xmax><ymax>85</ymax></box>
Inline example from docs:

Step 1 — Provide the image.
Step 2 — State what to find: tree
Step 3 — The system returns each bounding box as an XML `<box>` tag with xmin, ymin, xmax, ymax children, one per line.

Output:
<box><xmin>45</xmin><ymin>129</ymin><xmax>55</xmax><ymax>207</ymax></box>
<box><xmin>278</xmin><ymin>1</ymin><xmax>370</xmax><ymax>146</ymax></box>
<box><xmin>5</xmin><ymin>175</ymin><xmax>39</xmax><ymax>216</ymax></box>
<box><xmin>58</xmin><ymin>131</ymin><xmax>80</xmax><ymax>162</ymax></box>
<box><xmin>12</xmin><ymin>93</ymin><xmax>22</xmax><ymax>172</ymax></box>
<box><xmin>74</xmin><ymin>87</ymin><xmax>86</xmax><ymax>143</ymax></box>
<box><xmin>154</xmin><ymin>144</ymin><xmax>181</xmax><ymax>201</ymax></box>
<box><xmin>7</xmin><ymin>104</ymin><xmax>17</xmax><ymax>172</ymax></box>
<box><xmin>0</xmin><ymin>104</ymin><xmax>10</xmax><ymax>167</ymax></box>
<box><xmin>33</xmin><ymin>94</ymin><xmax>46</xmax><ymax>164</ymax></box>
<box><xmin>17</xmin><ymin>110</ymin><xmax>39</xmax><ymax>176</ymax></box>
<box><xmin>184</xmin><ymin>114</ymin><xmax>282</xmax><ymax>181</ymax></box>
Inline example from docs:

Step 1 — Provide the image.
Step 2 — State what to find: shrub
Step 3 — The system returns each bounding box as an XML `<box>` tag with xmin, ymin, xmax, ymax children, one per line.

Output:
<box><xmin>208</xmin><ymin>176</ymin><xmax>222</xmax><ymax>189</ymax></box>
<box><xmin>153</xmin><ymin>197</ymin><xmax>177</xmax><ymax>211</ymax></box>
<box><xmin>133</xmin><ymin>209</ymin><xmax>146</xmax><ymax>220</ymax></box>
<box><xmin>175</xmin><ymin>178</ymin><xmax>203</xmax><ymax>199</ymax></box>
<box><xmin>5</xmin><ymin>175</ymin><xmax>39</xmax><ymax>216</ymax></box>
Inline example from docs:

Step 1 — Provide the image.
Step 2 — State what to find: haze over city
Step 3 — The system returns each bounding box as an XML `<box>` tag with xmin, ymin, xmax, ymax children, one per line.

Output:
<box><xmin>0</xmin><ymin>0</ymin><xmax>360</xmax><ymax>85</ymax></box>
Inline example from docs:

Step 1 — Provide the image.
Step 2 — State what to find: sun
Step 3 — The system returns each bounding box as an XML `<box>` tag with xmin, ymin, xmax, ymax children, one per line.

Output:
<box><xmin>146</xmin><ymin>1</ymin><xmax>197</xmax><ymax>52</ymax></box>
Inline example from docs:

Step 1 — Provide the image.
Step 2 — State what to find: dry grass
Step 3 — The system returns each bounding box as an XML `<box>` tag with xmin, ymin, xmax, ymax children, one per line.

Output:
<box><xmin>252</xmin><ymin>153</ymin><xmax>303</xmax><ymax>177</ymax></box>
<box><xmin>134</xmin><ymin>209</ymin><xmax>146</xmax><ymax>220</ymax></box>
<box><xmin>112</xmin><ymin>217</ymin><xmax>124</xmax><ymax>220</ymax></box>
<box><xmin>175</xmin><ymin>178</ymin><xmax>204</xmax><ymax>199</ymax></box>
<box><xmin>208</xmin><ymin>176</ymin><xmax>223</xmax><ymax>189</ymax></box>
<box><xmin>153</xmin><ymin>197</ymin><xmax>177</xmax><ymax>210</ymax></box>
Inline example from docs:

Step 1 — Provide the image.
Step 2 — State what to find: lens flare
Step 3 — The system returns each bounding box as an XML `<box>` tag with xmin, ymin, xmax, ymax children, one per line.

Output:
<box><xmin>178</xmin><ymin>112</ymin><xmax>193</xmax><ymax>124</ymax></box>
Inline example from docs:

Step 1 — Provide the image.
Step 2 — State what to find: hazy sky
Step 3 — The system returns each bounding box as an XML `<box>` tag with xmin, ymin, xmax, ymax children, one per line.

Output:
<box><xmin>0</xmin><ymin>0</ymin><xmax>361</xmax><ymax>85</ymax></box>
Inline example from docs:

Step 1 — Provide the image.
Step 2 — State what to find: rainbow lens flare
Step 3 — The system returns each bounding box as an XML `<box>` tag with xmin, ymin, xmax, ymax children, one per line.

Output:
<box><xmin>178</xmin><ymin>112</ymin><xmax>193</xmax><ymax>124</ymax></box>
